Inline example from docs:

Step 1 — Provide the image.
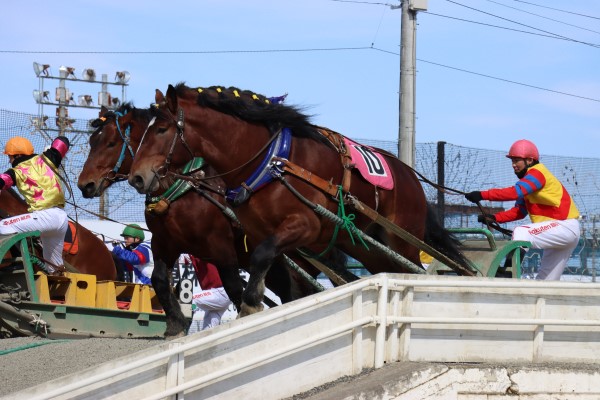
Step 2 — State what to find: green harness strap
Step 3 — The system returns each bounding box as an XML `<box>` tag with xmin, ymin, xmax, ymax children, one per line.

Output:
<box><xmin>146</xmin><ymin>157</ymin><xmax>206</xmax><ymax>206</ymax></box>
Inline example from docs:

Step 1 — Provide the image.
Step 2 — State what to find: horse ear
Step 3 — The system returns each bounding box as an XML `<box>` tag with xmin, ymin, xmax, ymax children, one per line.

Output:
<box><xmin>155</xmin><ymin>89</ymin><xmax>164</xmax><ymax>104</ymax></box>
<box><xmin>165</xmin><ymin>85</ymin><xmax>178</xmax><ymax>114</ymax></box>
<box><xmin>99</xmin><ymin>105</ymin><xmax>109</xmax><ymax>116</ymax></box>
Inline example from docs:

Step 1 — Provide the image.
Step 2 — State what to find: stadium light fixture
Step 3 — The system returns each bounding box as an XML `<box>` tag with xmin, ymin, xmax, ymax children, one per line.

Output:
<box><xmin>115</xmin><ymin>71</ymin><xmax>130</xmax><ymax>84</ymax></box>
<box><xmin>111</xmin><ymin>97</ymin><xmax>121</xmax><ymax>108</ymax></box>
<box><xmin>30</xmin><ymin>116</ymin><xmax>49</xmax><ymax>129</ymax></box>
<box><xmin>59</xmin><ymin>65</ymin><xmax>77</xmax><ymax>79</ymax></box>
<box><xmin>82</xmin><ymin>68</ymin><xmax>97</xmax><ymax>81</ymax></box>
<box><xmin>33</xmin><ymin>62</ymin><xmax>51</xmax><ymax>77</ymax></box>
<box><xmin>78</xmin><ymin>95</ymin><xmax>94</xmax><ymax>106</ymax></box>
<box><xmin>32</xmin><ymin>90</ymin><xmax>50</xmax><ymax>103</ymax></box>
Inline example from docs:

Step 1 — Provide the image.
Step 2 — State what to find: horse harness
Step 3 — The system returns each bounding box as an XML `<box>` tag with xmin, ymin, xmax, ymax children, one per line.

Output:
<box><xmin>148</xmin><ymin>106</ymin><xmax>475</xmax><ymax>276</ymax></box>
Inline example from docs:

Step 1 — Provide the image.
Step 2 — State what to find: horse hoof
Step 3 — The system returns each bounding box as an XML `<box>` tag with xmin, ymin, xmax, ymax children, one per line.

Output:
<box><xmin>238</xmin><ymin>303</ymin><xmax>264</xmax><ymax>318</ymax></box>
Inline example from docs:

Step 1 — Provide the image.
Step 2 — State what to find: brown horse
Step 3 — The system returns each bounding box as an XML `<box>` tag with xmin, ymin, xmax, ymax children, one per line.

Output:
<box><xmin>129</xmin><ymin>84</ymin><xmax>471</xmax><ymax>316</ymax></box>
<box><xmin>78</xmin><ymin>104</ymin><xmax>323</xmax><ymax>338</ymax></box>
<box><xmin>0</xmin><ymin>187</ymin><xmax>116</xmax><ymax>281</ymax></box>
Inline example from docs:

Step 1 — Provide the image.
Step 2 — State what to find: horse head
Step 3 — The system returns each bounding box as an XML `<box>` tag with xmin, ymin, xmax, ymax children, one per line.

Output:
<box><xmin>129</xmin><ymin>86</ymin><xmax>192</xmax><ymax>194</ymax></box>
<box><xmin>78</xmin><ymin>103</ymin><xmax>150</xmax><ymax>198</ymax></box>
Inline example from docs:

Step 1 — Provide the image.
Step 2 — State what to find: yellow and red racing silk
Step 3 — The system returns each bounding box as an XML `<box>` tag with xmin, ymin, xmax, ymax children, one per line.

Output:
<box><xmin>482</xmin><ymin>163</ymin><xmax>579</xmax><ymax>223</ymax></box>
<box><xmin>12</xmin><ymin>154</ymin><xmax>65</xmax><ymax>212</ymax></box>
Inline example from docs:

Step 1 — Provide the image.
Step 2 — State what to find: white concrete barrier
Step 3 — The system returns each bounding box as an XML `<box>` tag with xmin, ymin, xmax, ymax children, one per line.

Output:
<box><xmin>10</xmin><ymin>273</ymin><xmax>600</xmax><ymax>400</ymax></box>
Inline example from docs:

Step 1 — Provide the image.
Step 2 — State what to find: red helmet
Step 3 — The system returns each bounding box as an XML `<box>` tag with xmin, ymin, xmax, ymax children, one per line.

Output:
<box><xmin>506</xmin><ymin>139</ymin><xmax>539</xmax><ymax>160</ymax></box>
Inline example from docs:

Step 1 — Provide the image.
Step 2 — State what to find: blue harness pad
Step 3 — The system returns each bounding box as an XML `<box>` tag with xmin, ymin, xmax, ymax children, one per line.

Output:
<box><xmin>226</xmin><ymin>127</ymin><xmax>292</xmax><ymax>205</ymax></box>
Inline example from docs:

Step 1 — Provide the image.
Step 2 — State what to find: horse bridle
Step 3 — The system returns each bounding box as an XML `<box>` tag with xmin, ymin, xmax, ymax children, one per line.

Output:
<box><xmin>90</xmin><ymin>112</ymin><xmax>136</xmax><ymax>195</ymax></box>
<box><xmin>145</xmin><ymin>104</ymin><xmax>283</xmax><ymax>202</ymax></box>
<box><xmin>111</xmin><ymin>111</ymin><xmax>136</xmax><ymax>177</ymax></box>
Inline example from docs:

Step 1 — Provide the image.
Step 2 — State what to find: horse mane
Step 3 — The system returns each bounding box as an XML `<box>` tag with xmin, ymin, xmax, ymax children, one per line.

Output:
<box><xmin>173</xmin><ymin>83</ymin><xmax>331</xmax><ymax>146</ymax></box>
<box><xmin>90</xmin><ymin>102</ymin><xmax>153</xmax><ymax>136</ymax></box>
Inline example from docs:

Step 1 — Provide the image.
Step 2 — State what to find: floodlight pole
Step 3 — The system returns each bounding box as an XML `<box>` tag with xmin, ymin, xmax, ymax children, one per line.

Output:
<box><xmin>33</xmin><ymin>63</ymin><xmax>130</xmax><ymax>219</ymax></box>
<box><xmin>57</xmin><ymin>68</ymin><xmax>68</xmax><ymax>137</ymax></box>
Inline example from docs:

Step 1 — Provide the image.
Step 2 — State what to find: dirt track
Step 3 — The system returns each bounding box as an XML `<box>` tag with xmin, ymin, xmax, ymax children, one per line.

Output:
<box><xmin>0</xmin><ymin>336</ymin><xmax>162</xmax><ymax>398</ymax></box>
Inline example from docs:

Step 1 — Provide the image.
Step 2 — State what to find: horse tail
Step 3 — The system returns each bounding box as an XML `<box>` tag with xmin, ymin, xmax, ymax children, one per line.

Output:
<box><xmin>424</xmin><ymin>204</ymin><xmax>471</xmax><ymax>272</ymax></box>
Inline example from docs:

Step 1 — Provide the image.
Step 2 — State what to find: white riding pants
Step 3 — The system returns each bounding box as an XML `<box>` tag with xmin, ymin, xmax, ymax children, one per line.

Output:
<box><xmin>188</xmin><ymin>287</ymin><xmax>231</xmax><ymax>334</ymax></box>
<box><xmin>0</xmin><ymin>207</ymin><xmax>68</xmax><ymax>270</ymax></box>
<box><xmin>512</xmin><ymin>218</ymin><xmax>580</xmax><ymax>281</ymax></box>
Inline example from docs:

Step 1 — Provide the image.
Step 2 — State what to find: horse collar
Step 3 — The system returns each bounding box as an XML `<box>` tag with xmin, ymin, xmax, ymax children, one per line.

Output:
<box><xmin>225</xmin><ymin>127</ymin><xmax>292</xmax><ymax>206</ymax></box>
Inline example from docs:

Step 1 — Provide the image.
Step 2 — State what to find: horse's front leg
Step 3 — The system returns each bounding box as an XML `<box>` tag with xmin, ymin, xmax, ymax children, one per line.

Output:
<box><xmin>151</xmin><ymin>258</ymin><xmax>187</xmax><ymax>339</ymax></box>
<box><xmin>240</xmin><ymin>216</ymin><xmax>319</xmax><ymax>317</ymax></box>
<box><xmin>239</xmin><ymin>236</ymin><xmax>276</xmax><ymax>317</ymax></box>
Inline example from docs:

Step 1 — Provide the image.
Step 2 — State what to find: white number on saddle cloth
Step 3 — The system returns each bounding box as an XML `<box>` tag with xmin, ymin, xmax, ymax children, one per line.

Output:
<box><xmin>343</xmin><ymin>137</ymin><xmax>394</xmax><ymax>190</ymax></box>
<box><xmin>353</xmin><ymin>145</ymin><xmax>385</xmax><ymax>175</ymax></box>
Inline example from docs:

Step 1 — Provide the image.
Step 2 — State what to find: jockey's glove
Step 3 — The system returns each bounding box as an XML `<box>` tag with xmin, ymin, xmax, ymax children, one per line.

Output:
<box><xmin>465</xmin><ymin>191</ymin><xmax>483</xmax><ymax>203</ymax></box>
<box><xmin>477</xmin><ymin>214</ymin><xmax>496</xmax><ymax>224</ymax></box>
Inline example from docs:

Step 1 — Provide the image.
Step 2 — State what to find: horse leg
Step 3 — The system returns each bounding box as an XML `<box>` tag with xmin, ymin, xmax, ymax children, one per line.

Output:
<box><xmin>240</xmin><ymin>236</ymin><xmax>278</xmax><ymax>317</ymax></box>
<box><xmin>265</xmin><ymin>254</ymin><xmax>293</xmax><ymax>303</ymax></box>
<box><xmin>216</xmin><ymin>264</ymin><xmax>243</xmax><ymax>312</ymax></box>
<box><xmin>151</xmin><ymin>258</ymin><xmax>187</xmax><ymax>339</ymax></box>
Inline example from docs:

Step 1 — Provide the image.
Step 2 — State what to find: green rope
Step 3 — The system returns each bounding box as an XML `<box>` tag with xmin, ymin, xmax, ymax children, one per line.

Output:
<box><xmin>305</xmin><ymin>185</ymin><xmax>369</xmax><ymax>258</ymax></box>
<box><xmin>335</xmin><ymin>186</ymin><xmax>369</xmax><ymax>250</ymax></box>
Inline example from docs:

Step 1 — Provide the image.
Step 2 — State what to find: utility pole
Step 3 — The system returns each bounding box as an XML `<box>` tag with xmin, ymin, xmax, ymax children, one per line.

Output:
<box><xmin>398</xmin><ymin>0</ymin><xmax>427</xmax><ymax>167</ymax></box>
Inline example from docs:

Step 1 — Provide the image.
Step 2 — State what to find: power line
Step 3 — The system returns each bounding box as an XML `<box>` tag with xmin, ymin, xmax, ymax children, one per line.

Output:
<box><xmin>445</xmin><ymin>0</ymin><xmax>600</xmax><ymax>48</ymax></box>
<box><xmin>484</xmin><ymin>0</ymin><xmax>600</xmax><ymax>35</ymax></box>
<box><xmin>371</xmin><ymin>47</ymin><xmax>600</xmax><ymax>103</ymax></box>
<box><xmin>512</xmin><ymin>0</ymin><xmax>600</xmax><ymax>20</ymax></box>
<box><xmin>0</xmin><ymin>46</ymin><xmax>373</xmax><ymax>55</ymax></box>
<box><xmin>3</xmin><ymin>43</ymin><xmax>596</xmax><ymax>103</ymax></box>
<box><xmin>423</xmin><ymin>11</ymin><xmax>589</xmax><ymax>43</ymax></box>
<box><xmin>330</xmin><ymin>0</ymin><xmax>395</xmax><ymax>5</ymax></box>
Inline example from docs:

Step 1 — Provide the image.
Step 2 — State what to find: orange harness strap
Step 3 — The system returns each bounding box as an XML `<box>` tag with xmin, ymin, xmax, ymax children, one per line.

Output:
<box><xmin>315</xmin><ymin>127</ymin><xmax>353</xmax><ymax>194</ymax></box>
<box><xmin>272</xmin><ymin>157</ymin><xmax>339</xmax><ymax>198</ymax></box>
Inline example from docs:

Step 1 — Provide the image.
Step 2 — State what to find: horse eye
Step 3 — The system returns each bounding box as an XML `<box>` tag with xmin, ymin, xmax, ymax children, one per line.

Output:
<box><xmin>157</xmin><ymin>127</ymin><xmax>168</xmax><ymax>135</ymax></box>
<box><xmin>107</xmin><ymin>141</ymin><xmax>117</xmax><ymax>148</ymax></box>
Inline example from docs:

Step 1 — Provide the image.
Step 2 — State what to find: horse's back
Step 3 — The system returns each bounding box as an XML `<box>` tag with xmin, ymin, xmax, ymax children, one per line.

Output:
<box><xmin>64</xmin><ymin>223</ymin><xmax>116</xmax><ymax>281</ymax></box>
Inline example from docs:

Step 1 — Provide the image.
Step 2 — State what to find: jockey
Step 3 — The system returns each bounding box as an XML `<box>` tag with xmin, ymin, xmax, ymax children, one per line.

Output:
<box><xmin>111</xmin><ymin>224</ymin><xmax>153</xmax><ymax>284</ymax></box>
<box><xmin>465</xmin><ymin>139</ymin><xmax>580</xmax><ymax>280</ymax></box>
<box><xmin>0</xmin><ymin>136</ymin><xmax>70</xmax><ymax>275</ymax></box>
<box><xmin>180</xmin><ymin>254</ymin><xmax>232</xmax><ymax>333</ymax></box>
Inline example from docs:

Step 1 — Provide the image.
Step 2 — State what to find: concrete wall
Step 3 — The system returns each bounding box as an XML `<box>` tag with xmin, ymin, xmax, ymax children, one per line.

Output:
<box><xmin>12</xmin><ymin>273</ymin><xmax>600</xmax><ymax>400</ymax></box>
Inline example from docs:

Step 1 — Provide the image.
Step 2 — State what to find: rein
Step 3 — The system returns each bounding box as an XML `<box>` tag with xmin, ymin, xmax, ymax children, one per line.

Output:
<box><xmin>406</xmin><ymin>163</ymin><xmax>513</xmax><ymax>237</ymax></box>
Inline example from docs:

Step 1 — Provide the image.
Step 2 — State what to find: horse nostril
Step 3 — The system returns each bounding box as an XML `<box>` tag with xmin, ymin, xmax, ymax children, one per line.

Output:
<box><xmin>81</xmin><ymin>182</ymin><xmax>96</xmax><ymax>198</ymax></box>
<box><xmin>130</xmin><ymin>175</ymin><xmax>144</xmax><ymax>190</ymax></box>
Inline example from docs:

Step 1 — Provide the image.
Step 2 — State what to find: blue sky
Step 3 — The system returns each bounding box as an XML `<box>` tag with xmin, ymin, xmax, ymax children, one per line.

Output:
<box><xmin>1</xmin><ymin>0</ymin><xmax>598</xmax><ymax>158</ymax></box>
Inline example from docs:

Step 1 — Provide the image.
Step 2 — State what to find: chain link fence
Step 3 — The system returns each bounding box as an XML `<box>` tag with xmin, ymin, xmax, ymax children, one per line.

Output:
<box><xmin>2</xmin><ymin>108</ymin><xmax>599</xmax><ymax>278</ymax></box>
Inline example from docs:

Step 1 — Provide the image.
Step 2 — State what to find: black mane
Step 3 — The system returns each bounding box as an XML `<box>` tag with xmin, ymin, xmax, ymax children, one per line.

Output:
<box><xmin>173</xmin><ymin>83</ymin><xmax>330</xmax><ymax>144</ymax></box>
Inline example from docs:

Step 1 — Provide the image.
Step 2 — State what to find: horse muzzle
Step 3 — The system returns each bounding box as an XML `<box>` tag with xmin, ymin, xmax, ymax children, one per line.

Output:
<box><xmin>128</xmin><ymin>173</ymin><xmax>159</xmax><ymax>194</ymax></box>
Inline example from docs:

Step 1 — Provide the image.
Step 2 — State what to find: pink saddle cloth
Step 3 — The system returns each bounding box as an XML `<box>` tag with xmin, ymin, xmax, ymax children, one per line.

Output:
<box><xmin>343</xmin><ymin>137</ymin><xmax>394</xmax><ymax>190</ymax></box>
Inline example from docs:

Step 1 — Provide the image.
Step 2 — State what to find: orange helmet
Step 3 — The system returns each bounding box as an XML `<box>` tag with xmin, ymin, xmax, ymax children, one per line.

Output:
<box><xmin>4</xmin><ymin>137</ymin><xmax>34</xmax><ymax>156</ymax></box>
<box><xmin>506</xmin><ymin>139</ymin><xmax>539</xmax><ymax>161</ymax></box>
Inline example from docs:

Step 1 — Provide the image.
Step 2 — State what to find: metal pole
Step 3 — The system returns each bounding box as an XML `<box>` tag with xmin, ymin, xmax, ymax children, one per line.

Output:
<box><xmin>593</xmin><ymin>216</ymin><xmax>597</xmax><ymax>283</ymax></box>
<box><xmin>398</xmin><ymin>0</ymin><xmax>417</xmax><ymax>167</ymax></box>
<box><xmin>436</xmin><ymin>141</ymin><xmax>446</xmax><ymax>227</ymax></box>
<box><xmin>57</xmin><ymin>68</ymin><xmax>67</xmax><ymax>136</ymax></box>
<box><xmin>98</xmin><ymin>74</ymin><xmax>110</xmax><ymax>218</ymax></box>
